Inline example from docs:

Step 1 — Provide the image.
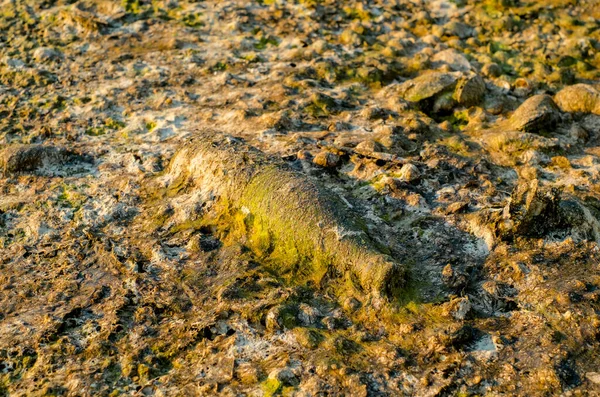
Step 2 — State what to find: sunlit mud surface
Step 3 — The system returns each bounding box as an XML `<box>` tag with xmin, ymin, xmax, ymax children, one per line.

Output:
<box><xmin>1</xmin><ymin>0</ymin><xmax>600</xmax><ymax>395</ymax></box>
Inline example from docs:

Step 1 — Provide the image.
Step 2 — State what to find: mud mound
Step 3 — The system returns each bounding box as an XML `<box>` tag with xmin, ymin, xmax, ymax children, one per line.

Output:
<box><xmin>160</xmin><ymin>136</ymin><xmax>405</xmax><ymax>298</ymax></box>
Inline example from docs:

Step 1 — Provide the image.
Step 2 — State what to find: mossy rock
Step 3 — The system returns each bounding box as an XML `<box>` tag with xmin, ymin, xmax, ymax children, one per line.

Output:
<box><xmin>161</xmin><ymin>135</ymin><xmax>405</xmax><ymax>299</ymax></box>
<box><xmin>508</xmin><ymin>95</ymin><xmax>560</xmax><ymax>133</ymax></box>
<box><xmin>398</xmin><ymin>72</ymin><xmax>460</xmax><ymax>103</ymax></box>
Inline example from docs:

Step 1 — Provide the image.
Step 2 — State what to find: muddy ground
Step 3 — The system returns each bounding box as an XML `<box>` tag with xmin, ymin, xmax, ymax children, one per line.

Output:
<box><xmin>2</xmin><ymin>0</ymin><xmax>600</xmax><ymax>395</ymax></box>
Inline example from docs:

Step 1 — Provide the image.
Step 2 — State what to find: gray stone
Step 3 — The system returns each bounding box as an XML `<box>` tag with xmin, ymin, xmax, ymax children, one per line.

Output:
<box><xmin>450</xmin><ymin>297</ymin><xmax>471</xmax><ymax>320</ymax></box>
<box><xmin>509</xmin><ymin>95</ymin><xmax>560</xmax><ymax>132</ymax></box>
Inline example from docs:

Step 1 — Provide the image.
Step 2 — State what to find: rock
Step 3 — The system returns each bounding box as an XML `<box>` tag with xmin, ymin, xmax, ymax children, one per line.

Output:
<box><xmin>551</xmin><ymin>155</ymin><xmax>571</xmax><ymax>169</ymax></box>
<box><xmin>445</xmin><ymin>201</ymin><xmax>469</xmax><ymax>214</ymax></box>
<box><xmin>373</xmin><ymin>124</ymin><xmax>416</xmax><ymax>152</ymax></box>
<box><xmin>405</xmin><ymin>193</ymin><xmax>428</xmax><ymax>210</ymax></box>
<box><xmin>485</xmin><ymin>97</ymin><xmax>504</xmax><ymax>115</ymax></box>
<box><xmin>360</xmin><ymin>106</ymin><xmax>387</xmax><ymax>120</ymax></box>
<box><xmin>581</xmin><ymin>114</ymin><xmax>600</xmax><ymax>136</ymax></box>
<box><xmin>443</xmin><ymin>21</ymin><xmax>473</xmax><ymax>39</ymax></box>
<box><xmin>307</xmin><ymin>92</ymin><xmax>342</xmax><ymax>116</ymax></box>
<box><xmin>558</xmin><ymin>199</ymin><xmax>587</xmax><ymax>228</ymax></box>
<box><xmin>163</xmin><ymin>136</ymin><xmax>405</xmax><ymax>298</ymax></box>
<box><xmin>340</xmin><ymin>29</ymin><xmax>362</xmax><ymax>47</ymax></box>
<box><xmin>481</xmin><ymin>62</ymin><xmax>502</xmax><ymax>78</ymax></box>
<box><xmin>268</xmin><ymin>367</ymin><xmax>299</xmax><ymax>387</ymax></box>
<box><xmin>398</xmin><ymin>163</ymin><xmax>421</xmax><ymax>183</ymax></box>
<box><xmin>509</xmin><ymin>95</ymin><xmax>560</xmax><ymax>132</ymax></box>
<box><xmin>513</xmin><ymin>78</ymin><xmax>532</xmax><ymax>98</ymax></box>
<box><xmin>433</xmin><ymin>92</ymin><xmax>456</xmax><ymax>113</ymax></box>
<box><xmin>519</xmin><ymin>149</ymin><xmax>550</xmax><ymax>167</ymax></box>
<box><xmin>33</xmin><ymin>47</ymin><xmax>63</xmax><ymax>63</ymax></box>
<box><xmin>450</xmin><ymin>325</ymin><xmax>477</xmax><ymax>349</ymax></box>
<box><xmin>259</xmin><ymin>111</ymin><xmax>293</xmax><ymax>131</ymax></box>
<box><xmin>5</xmin><ymin>0</ymin><xmax>600</xmax><ymax>394</ymax></box>
<box><xmin>492</xmin><ymin>50</ymin><xmax>510</xmax><ymax>64</ymax></box>
<box><xmin>128</xmin><ymin>20</ymin><xmax>148</xmax><ymax>33</ymax></box>
<box><xmin>432</xmin><ymin>49</ymin><xmax>472</xmax><ymax>72</ymax></box>
<box><xmin>554</xmin><ymin>84</ymin><xmax>600</xmax><ymax>115</ymax></box>
<box><xmin>313</xmin><ymin>151</ymin><xmax>340</xmax><ymax>168</ymax></box>
<box><xmin>500</xmin><ymin>179</ymin><xmax>593</xmax><ymax>240</ymax></box>
<box><xmin>355</xmin><ymin>140</ymin><xmax>385</xmax><ymax>153</ymax></box>
<box><xmin>453</xmin><ymin>298</ymin><xmax>471</xmax><ymax>320</ymax></box>
<box><xmin>481</xmin><ymin>281</ymin><xmax>518</xmax><ymax>312</ymax></box>
<box><xmin>398</xmin><ymin>71</ymin><xmax>460</xmax><ymax>103</ymax></box>
<box><xmin>297</xmin><ymin>150</ymin><xmax>312</xmax><ymax>160</ymax></box>
<box><xmin>4</xmin><ymin>57</ymin><xmax>25</xmax><ymax>68</ymax></box>
<box><xmin>297</xmin><ymin>303</ymin><xmax>321</xmax><ymax>326</ymax></box>
<box><xmin>438</xmin><ymin>120</ymin><xmax>454</xmax><ymax>132</ymax></box>
<box><xmin>0</xmin><ymin>145</ymin><xmax>91</xmax><ymax>176</ymax></box>
<box><xmin>586</xmin><ymin>372</ymin><xmax>600</xmax><ymax>384</ymax></box>
<box><xmin>454</xmin><ymin>73</ymin><xmax>486</xmax><ymax>106</ymax></box>
<box><xmin>321</xmin><ymin>312</ymin><xmax>351</xmax><ymax>330</ymax></box>
<box><xmin>500</xmin><ymin>179</ymin><xmax>561</xmax><ymax>238</ymax></box>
